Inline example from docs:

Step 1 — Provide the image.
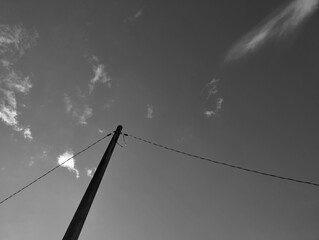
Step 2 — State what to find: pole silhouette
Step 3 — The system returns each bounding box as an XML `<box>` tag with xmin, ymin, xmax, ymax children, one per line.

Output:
<box><xmin>62</xmin><ymin>125</ymin><xmax>123</xmax><ymax>240</ymax></box>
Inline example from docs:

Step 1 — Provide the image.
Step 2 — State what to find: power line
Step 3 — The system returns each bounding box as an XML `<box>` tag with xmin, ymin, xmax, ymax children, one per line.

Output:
<box><xmin>124</xmin><ymin>133</ymin><xmax>319</xmax><ymax>187</ymax></box>
<box><xmin>2</xmin><ymin>130</ymin><xmax>318</xmax><ymax>207</ymax></box>
<box><xmin>0</xmin><ymin>132</ymin><xmax>113</xmax><ymax>207</ymax></box>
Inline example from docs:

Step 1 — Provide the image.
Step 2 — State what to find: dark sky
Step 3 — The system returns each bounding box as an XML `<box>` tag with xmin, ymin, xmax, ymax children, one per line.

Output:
<box><xmin>1</xmin><ymin>0</ymin><xmax>319</xmax><ymax>239</ymax></box>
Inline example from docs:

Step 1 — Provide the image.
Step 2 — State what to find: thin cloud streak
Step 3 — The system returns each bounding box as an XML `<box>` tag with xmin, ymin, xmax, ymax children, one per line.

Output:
<box><xmin>125</xmin><ymin>9</ymin><xmax>144</xmax><ymax>22</ymax></box>
<box><xmin>226</xmin><ymin>0</ymin><xmax>319</xmax><ymax>60</ymax></box>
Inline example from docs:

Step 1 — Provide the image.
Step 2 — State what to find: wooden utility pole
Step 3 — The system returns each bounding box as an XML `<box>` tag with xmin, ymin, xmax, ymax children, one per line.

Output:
<box><xmin>62</xmin><ymin>125</ymin><xmax>123</xmax><ymax>240</ymax></box>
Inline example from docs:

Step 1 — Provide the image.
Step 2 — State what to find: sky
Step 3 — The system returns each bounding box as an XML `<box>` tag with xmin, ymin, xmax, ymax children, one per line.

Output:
<box><xmin>1</xmin><ymin>0</ymin><xmax>319</xmax><ymax>239</ymax></box>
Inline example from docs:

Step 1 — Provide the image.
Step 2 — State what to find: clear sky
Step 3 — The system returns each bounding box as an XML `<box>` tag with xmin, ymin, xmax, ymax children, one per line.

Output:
<box><xmin>1</xmin><ymin>0</ymin><xmax>319</xmax><ymax>239</ymax></box>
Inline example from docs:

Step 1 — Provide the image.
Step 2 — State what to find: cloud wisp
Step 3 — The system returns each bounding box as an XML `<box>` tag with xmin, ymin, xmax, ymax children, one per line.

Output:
<box><xmin>64</xmin><ymin>94</ymin><xmax>93</xmax><ymax>125</ymax></box>
<box><xmin>146</xmin><ymin>104</ymin><xmax>153</xmax><ymax>119</ymax></box>
<box><xmin>0</xmin><ymin>24</ymin><xmax>38</xmax><ymax>139</ymax></box>
<box><xmin>125</xmin><ymin>9</ymin><xmax>144</xmax><ymax>22</ymax></box>
<box><xmin>226</xmin><ymin>0</ymin><xmax>319</xmax><ymax>60</ymax></box>
<box><xmin>85</xmin><ymin>167</ymin><xmax>96</xmax><ymax>178</ymax></box>
<box><xmin>23</xmin><ymin>127</ymin><xmax>33</xmax><ymax>140</ymax></box>
<box><xmin>61</xmin><ymin>54</ymin><xmax>112</xmax><ymax>127</ymax></box>
<box><xmin>57</xmin><ymin>150</ymin><xmax>80</xmax><ymax>178</ymax></box>
<box><xmin>89</xmin><ymin>56</ymin><xmax>111</xmax><ymax>93</ymax></box>
<box><xmin>204</xmin><ymin>98</ymin><xmax>223</xmax><ymax>118</ymax></box>
<box><xmin>203</xmin><ymin>79</ymin><xmax>223</xmax><ymax>118</ymax></box>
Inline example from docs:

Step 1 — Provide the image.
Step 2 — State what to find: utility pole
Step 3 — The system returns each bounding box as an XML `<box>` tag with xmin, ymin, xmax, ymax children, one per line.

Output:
<box><xmin>62</xmin><ymin>125</ymin><xmax>123</xmax><ymax>240</ymax></box>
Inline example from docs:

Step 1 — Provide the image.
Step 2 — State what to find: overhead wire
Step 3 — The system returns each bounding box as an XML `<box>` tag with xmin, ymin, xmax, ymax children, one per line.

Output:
<box><xmin>0</xmin><ymin>132</ymin><xmax>113</xmax><ymax>207</ymax></box>
<box><xmin>123</xmin><ymin>133</ymin><xmax>319</xmax><ymax>187</ymax></box>
<box><xmin>2</xmin><ymin>129</ymin><xmax>318</xmax><ymax>207</ymax></box>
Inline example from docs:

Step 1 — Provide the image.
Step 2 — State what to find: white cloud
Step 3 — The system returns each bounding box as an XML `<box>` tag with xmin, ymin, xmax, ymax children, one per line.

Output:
<box><xmin>203</xmin><ymin>78</ymin><xmax>223</xmax><ymax>118</ymax></box>
<box><xmin>91</xmin><ymin>55</ymin><xmax>99</xmax><ymax>62</ymax></box>
<box><xmin>125</xmin><ymin>9</ymin><xmax>144</xmax><ymax>22</ymax></box>
<box><xmin>88</xmin><ymin>56</ymin><xmax>111</xmax><ymax>93</ymax></box>
<box><xmin>57</xmin><ymin>150</ymin><xmax>79</xmax><ymax>178</ymax></box>
<box><xmin>86</xmin><ymin>167</ymin><xmax>96</xmax><ymax>178</ymax></box>
<box><xmin>216</xmin><ymin>97</ymin><xmax>223</xmax><ymax>109</ymax></box>
<box><xmin>204</xmin><ymin>78</ymin><xmax>220</xmax><ymax>99</ymax></box>
<box><xmin>0</xmin><ymin>103</ymin><xmax>19</xmax><ymax>127</ymax></box>
<box><xmin>0</xmin><ymin>24</ymin><xmax>37</xmax><ymax>138</ymax></box>
<box><xmin>1</xmin><ymin>59</ymin><xmax>11</xmax><ymax>67</ymax></box>
<box><xmin>29</xmin><ymin>149</ymin><xmax>49</xmax><ymax>165</ymax></box>
<box><xmin>73</xmin><ymin>105</ymin><xmax>92</xmax><ymax>125</ymax></box>
<box><xmin>0</xmin><ymin>89</ymin><xmax>19</xmax><ymax>127</ymax></box>
<box><xmin>204</xmin><ymin>110</ymin><xmax>216</xmax><ymax>118</ymax></box>
<box><xmin>64</xmin><ymin>94</ymin><xmax>93</xmax><ymax>125</ymax></box>
<box><xmin>124</xmin><ymin>9</ymin><xmax>144</xmax><ymax>23</ymax></box>
<box><xmin>40</xmin><ymin>150</ymin><xmax>49</xmax><ymax>160</ymax></box>
<box><xmin>146</xmin><ymin>104</ymin><xmax>153</xmax><ymax>119</ymax></box>
<box><xmin>64</xmin><ymin>94</ymin><xmax>73</xmax><ymax>113</ymax></box>
<box><xmin>0</xmin><ymin>24</ymin><xmax>38</xmax><ymax>56</ymax></box>
<box><xmin>204</xmin><ymin>97</ymin><xmax>223</xmax><ymax>118</ymax></box>
<box><xmin>133</xmin><ymin>9</ymin><xmax>143</xmax><ymax>19</ymax></box>
<box><xmin>23</xmin><ymin>128</ymin><xmax>33</xmax><ymax>140</ymax></box>
<box><xmin>4</xmin><ymin>72</ymin><xmax>32</xmax><ymax>94</ymax></box>
<box><xmin>226</xmin><ymin>0</ymin><xmax>319</xmax><ymax>60</ymax></box>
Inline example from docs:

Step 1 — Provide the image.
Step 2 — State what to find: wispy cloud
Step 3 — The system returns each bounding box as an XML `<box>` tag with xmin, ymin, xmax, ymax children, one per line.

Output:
<box><xmin>203</xmin><ymin>79</ymin><xmax>223</xmax><ymax>118</ymax></box>
<box><xmin>85</xmin><ymin>167</ymin><xmax>96</xmax><ymax>178</ymax></box>
<box><xmin>204</xmin><ymin>110</ymin><xmax>216</xmax><ymax>118</ymax></box>
<box><xmin>204</xmin><ymin>79</ymin><xmax>220</xmax><ymax>99</ymax></box>
<box><xmin>0</xmin><ymin>89</ymin><xmax>18</xmax><ymax>127</ymax></box>
<box><xmin>204</xmin><ymin>97</ymin><xmax>223</xmax><ymax>118</ymax></box>
<box><xmin>4</xmin><ymin>72</ymin><xmax>32</xmax><ymax>94</ymax></box>
<box><xmin>125</xmin><ymin>9</ymin><xmax>144</xmax><ymax>22</ymax></box>
<box><xmin>89</xmin><ymin>56</ymin><xmax>111</xmax><ymax>93</ymax></box>
<box><xmin>226</xmin><ymin>0</ymin><xmax>319</xmax><ymax>60</ymax></box>
<box><xmin>146</xmin><ymin>104</ymin><xmax>153</xmax><ymax>119</ymax></box>
<box><xmin>29</xmin><ymin>149</ymin><xmax>49</xmax><ymax>166</ymax></box>
<box><xmin>23</xmin><ymin>127</ymin><xmax>33</xmax><ymax>140</ymax></box>
<box><xmin>0</xmin><ymin>24</ymin><xmax>38</xmax><ymax>57</ymax></box>
<box><xmin>28</xmin><ymin>160</ymin><xmax>35</xmax><ymax>167</ymax></box>
<box><xmin>64</xmin><ymin>94</ymin><xmax>73</xmax><ymax>113</ymax></box>
<box><xmin>57</xmin><ymin>150</ymin><xmax>79</xmax><ymax>178</ymax></box>
<box><xmin>74</xmin><ymin>105</ymin><xmax>92</xmax><ymax>125</ymax></box>
<box><xmin>0</xmin><ymin>24</ymin><xmax>38</xmax><ymax>139</ymax></box>
<box><xmin>133</xmin><ymin>9</ymin><xmax>143</xmax><ymax>19</ymax></box>
<box><xmin>64</xmin><ymin>94</ymin><xmax>93</xmax><ymax>125</ymax></box>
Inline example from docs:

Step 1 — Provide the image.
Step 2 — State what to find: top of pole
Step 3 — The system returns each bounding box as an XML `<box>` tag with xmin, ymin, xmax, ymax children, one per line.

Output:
<box><xmin>115</xmin><ymin>125</ymin><xmax>123</xmax><ymax>133</ymax></box>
